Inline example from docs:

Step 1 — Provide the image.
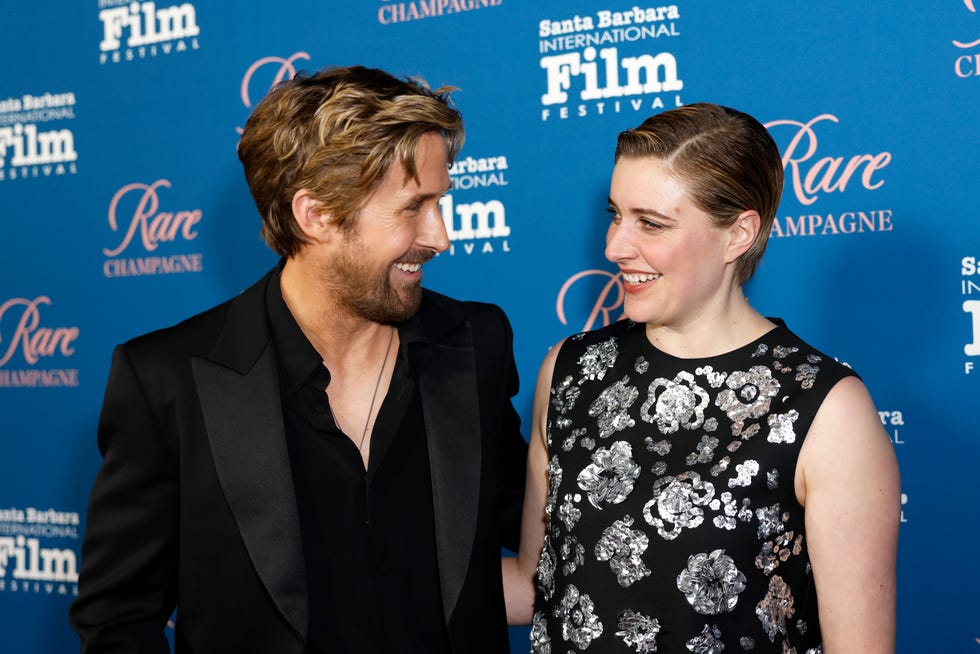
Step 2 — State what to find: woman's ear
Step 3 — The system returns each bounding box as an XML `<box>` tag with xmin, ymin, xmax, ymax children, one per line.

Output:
<box><xmin>291</xmin><ymin>189</ymin><xmax>333</xmax><ymax>243</ymax></box>
<box><xmin>726</xmin><ymin>210</ymin><xmax>760</xmax><ymax>263</ymax></box>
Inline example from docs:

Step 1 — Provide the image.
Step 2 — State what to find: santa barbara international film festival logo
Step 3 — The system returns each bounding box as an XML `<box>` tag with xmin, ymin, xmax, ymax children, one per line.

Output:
<box><xmin>376</xmin><ymin>0</ymin><xmax>502</xmax><ymax>25</ymax></box>
<box><xmin>97</xmin><ymin>0</ymin><xmax>200</xmax><ymax>65</ymax></box>
<box><xmin>953</xmin><ymin>0</ymin><xmax>980</xmax><ymax>78</ymax></box>
<box><xmin>102</xmin><ymin>179</ymin><xmax>205</xmax><ymax>278</ymax></box>
<box><xmin>0</xmin><ymin>507</ymin><xmax>81</xmax><ymax>597</ymax></box>
<box><xmin>0</xmin><ymin>297</ymin><xmax>80</xmax><ymax>389</ymax></box>
<box><xmin>443</xmin><ymin>155</ymin><xmax>511</xmax><ymax>256</ymax></box>
<box><xmin>961</xmin><ymin>255</ymin><xmax>980</xmax><ymax>374</ymax></box>
<box><xmin>0</xmin><ymin>91</ymin><xmax>78</xmax><ymax>183</ymax></box>
<box><xmin>537</xmin><ymin>5</ymin><xmax>684</xmax><ymax>122</ymax></box>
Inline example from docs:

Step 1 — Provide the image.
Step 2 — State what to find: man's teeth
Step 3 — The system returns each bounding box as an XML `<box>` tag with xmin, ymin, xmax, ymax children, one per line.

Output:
<box><xmin>394</xmin><ymin>262</ymin><xmax>422</xmax><ymax>273</ymax></box>
<box><xmin>622</xmin><ymin>273</ymin><xmax>660</xmax><ymax>284</ymax></box>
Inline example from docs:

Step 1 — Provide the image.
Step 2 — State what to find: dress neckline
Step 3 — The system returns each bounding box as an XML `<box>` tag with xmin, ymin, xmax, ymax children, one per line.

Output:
<box><xmin>626</xmin><ymin>319</ymin><xmax>785</xmax><ymax>364</ymax></box>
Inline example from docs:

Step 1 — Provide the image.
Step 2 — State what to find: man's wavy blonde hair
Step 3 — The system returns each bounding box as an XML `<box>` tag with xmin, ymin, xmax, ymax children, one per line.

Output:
<box><xmin>238</xmin><ymin>65</ymin><xmax>464</xmax><ymax>257</ymax></box>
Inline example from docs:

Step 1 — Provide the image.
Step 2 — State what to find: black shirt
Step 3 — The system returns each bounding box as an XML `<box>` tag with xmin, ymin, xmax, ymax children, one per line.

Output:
<box><xmin>266</xmin><ymin>275</ymin><xmax>451</xmax><ymax>654</ymax></box>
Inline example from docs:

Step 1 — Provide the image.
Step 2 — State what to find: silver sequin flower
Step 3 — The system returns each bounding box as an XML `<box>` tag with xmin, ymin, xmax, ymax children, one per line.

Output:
<box><xmin>558</xmin><ymin>493</ymin><xmax>582</xmax><ymax>530</ymax></box>
<box><xmin>676</xmin><ymin>549</ymin><xmax>746</xmax><ymax>615</ymax></box>
<box><xmin>640</xmin><ymin>371</ymin><xmax>710</xmax><ymax>434</ymax></box>
<box><xmin>551</xmin><ymin>375</ymin><xmax>582</xmax><ymax>414</ymax></box>
<box><xmin>767</xmin><ymin>410</ymin><xmax>799</xmax><ymax>444</ymax></box>
<box><xmin>755</xmin><ymin>504</ymin><xmax>786</xmax><ymax>539</ymax></box>
<box><xmin>563</xmin><ymin>427</ymin><xmax>588</xmax><ymax>452</ymax></box>
<box><xmin>755</xmin><ymin>575</ymin><xmax>795</xmax><ymax>642</ymax></box>
<box><xmin>710</xmin><ymin>492</ymin><xmax>738</xmax><ymax>530</ymax></box>
<box><xmin>557</xmin><ymin>584</ymin><xmax>604</xmax><ymax>649</ymax></box>
<box><xmin>643</xmin><ymin>472</ymin><xmax>715</xmax><ymax>540</ymax></box>
<box><xmin>645</xmin><ymin>438</ymin><xmax>672</xmax><ymax>456</ymax></box>
<box><xmin>741</xmin><ymin>423</ymin><xmax>761</xmax><ymax>440</ymax></box>
<box><xmin>588</xmin><ymin>376</ymin><xmax>639</xmax><ymax>438</ymax></box>
<box><xmin>756</xmin><ymin>531</ymin><xmax>803</xmax><ymax>575</ymax></box>
<box><xmin>728</xmin><ymin>460</ymin><xmax>759</xmax><ymax>488</ymax></box>
<box><xmin>578</xmin><ymin>338</ymin><xmax>619</xmax><ymax>382</ymax></box>
<box><xmin>561</xmin><ymin>535</ymin><xmax>585</xmax><ymax>575</ymax></box>
<box><xmin>686</xmin><ymin>435</ymin><xmax>720</xmax><ymax>466</ymax></box>
<box><xmin>737</xmin><ymin>498</ymin><xmax>753</xmax><ymax>523</ymax></box>
<box><xmin>578</xmin><ymin>441</ymin><xmax>642</xmax><ymax>509</ymax></box>
<box><xmin>536</xmin><ymin>536</ymin><xmax>556</xmax><ymax>601</ymax></box>
<box><xmin>709</xmin><ymin>456</ymin><xmax>731</xmax><ymax>478</ymax></box>
<box><xmin>795</xmin><ymin>362</ymin><xmax>819</xmax><ymax>389</ymax></box>
<box><xmin>595</xmin><ymin>515</ymin><xmax>651</xmax><ymax>587</ymax></box>
<box><xmin>772</xmin><ymin>345</ymin><xmax>799</xmax><ymax>359</ymax></box>
<box><xmin>530</xmin><ymin>610</ymin><xmax>552</xmax><ymax>654</ymax></box>
<box><xmin>715</xmin><ymin>366</ymin><xmax>780</xmax><ymax>437</ymax></box>
<box><xmin>696</xmin><ymin>365</ymin><xmax>729</xmax><ymax>389</ymax></box>
<box><xmin>686</xmin><ymin>624</ymin><xmax>726</xmax><ymax>653</ymax></box>
<box><xmin>545</xmin><ymin>456</ymin><xmax>563</xmax><ymax>517</ymax></box>
<box><xmin>616</xmin><ymin>610</ymin><xmax>661</xmax><ymax>652</ymax></box>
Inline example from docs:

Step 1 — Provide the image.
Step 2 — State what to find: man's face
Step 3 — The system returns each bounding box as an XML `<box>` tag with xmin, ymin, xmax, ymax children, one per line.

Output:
<box><xmin>325</xmin><ymin>132</ymin><xmax>452</xmax><ymax>324</ymax></box>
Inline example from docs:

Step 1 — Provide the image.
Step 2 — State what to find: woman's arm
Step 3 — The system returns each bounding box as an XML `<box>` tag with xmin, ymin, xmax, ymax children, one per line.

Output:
<box><xmin>797</xmin><ymin>375</ymin><xmax>901</xmax><ymax>653</ymax></box>
<box><xmin>502</xmin><ymin>341</ymin><xmax>562</xmax><ymax>625</ymax></box>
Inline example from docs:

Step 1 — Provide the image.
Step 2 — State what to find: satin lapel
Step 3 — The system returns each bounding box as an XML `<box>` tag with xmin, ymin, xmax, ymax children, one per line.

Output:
<box><xmin>418</xmin><ymin>321</ymin><xmax>481</xmax><ymax>623</ymax></box>
<box><xmin>191</xmin><ymin>300</ymin><xmax>308</xmax><ymax>641</ymax></box>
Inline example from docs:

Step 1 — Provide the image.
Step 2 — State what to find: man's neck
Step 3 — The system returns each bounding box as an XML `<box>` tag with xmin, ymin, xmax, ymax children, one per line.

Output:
<box><xmin>279</xmin><ymin>258</ymin><xmax>394</xmax><ymax>372</ymax></box>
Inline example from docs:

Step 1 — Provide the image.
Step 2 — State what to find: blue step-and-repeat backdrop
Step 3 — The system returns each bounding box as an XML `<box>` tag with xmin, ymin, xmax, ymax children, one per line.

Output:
<box><xmin>2</xmin><ymin>1</ymin><xmax>978</xmax><ymax>651</ymax></box>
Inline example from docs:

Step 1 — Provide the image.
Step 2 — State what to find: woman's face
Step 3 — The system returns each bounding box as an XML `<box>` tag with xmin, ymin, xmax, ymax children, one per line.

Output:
<box><xmin>605</xmin><ymin>156</ymin><xmax>738</xmax><ymax>329</ymax></box>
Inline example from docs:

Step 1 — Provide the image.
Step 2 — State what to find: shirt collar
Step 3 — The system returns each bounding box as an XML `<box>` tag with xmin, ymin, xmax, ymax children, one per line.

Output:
<box><xmin>265</xmin><ymin>264</ymin><xmax>431</xmax><ymax>393</ymax></box>
<box><xmin>265</xmin><ymin>267</ymin><xmax>324</xmax><ymax>394</ymax></box>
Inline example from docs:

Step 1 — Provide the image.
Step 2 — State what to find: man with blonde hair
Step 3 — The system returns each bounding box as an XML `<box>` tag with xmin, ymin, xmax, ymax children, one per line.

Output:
<box><xmin>70</xmin><ymin>65</ymin><xmax>527</xmax><ymax>653</ymax></box>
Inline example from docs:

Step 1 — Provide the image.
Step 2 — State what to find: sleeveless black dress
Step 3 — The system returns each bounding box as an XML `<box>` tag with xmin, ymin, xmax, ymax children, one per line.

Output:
<box><xmin>531</xmin><ymin>320</ymin><xmax>855</xmax><ymax>653</ymax></box>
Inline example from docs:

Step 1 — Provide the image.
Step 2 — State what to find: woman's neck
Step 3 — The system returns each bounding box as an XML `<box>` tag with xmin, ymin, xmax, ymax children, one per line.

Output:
<box><xmin>643</xmin><ymin>294</ymin><xmax>774</xmax><ymax>359</ymax></box>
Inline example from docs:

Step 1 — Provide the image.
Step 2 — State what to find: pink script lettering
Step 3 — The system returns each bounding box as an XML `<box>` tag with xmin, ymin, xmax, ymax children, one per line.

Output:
<box><xmin>237</xmin><ymin>51</ymin><xmax>311</xmax><ymax>134</ymax></box>
<box><xmin>0</xmin><ymin>297</ymin><xmax>79</xmax><ymax>367</ymax></box>
<box><xmin>103</xmin><ymin>179</ymin><xmax>202</xmax><ymax>257</ymax></box>
<box><xmin>765</xmin><ymin>114</ymin><xmax>892</xmax><ymax>206</ymax></box>
<box><xmin>556</xmin><ymin>270</ymin><xmax>626</xmax><ymax>333</ymax></box>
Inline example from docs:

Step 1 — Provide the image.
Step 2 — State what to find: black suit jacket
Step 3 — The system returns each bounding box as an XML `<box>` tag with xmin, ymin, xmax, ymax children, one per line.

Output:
<box><xmin>69</xmin><ymin>268</ymin><xmax>527</xmax><ymax>653</ymax></box>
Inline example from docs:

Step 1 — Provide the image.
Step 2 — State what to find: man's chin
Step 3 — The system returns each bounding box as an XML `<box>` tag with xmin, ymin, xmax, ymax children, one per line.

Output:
<box><xmin>359</xmin><ymin>286</ymin><xmax>422</xmax><ymax>324</ymax></box>
<box><xmin>388</xmin><ymin>287</ymin><xmax>423</xmax><ymax>323</ymax></box>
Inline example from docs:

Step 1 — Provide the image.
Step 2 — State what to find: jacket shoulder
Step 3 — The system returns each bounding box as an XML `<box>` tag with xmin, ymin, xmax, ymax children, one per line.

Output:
<box><xmin>121</xmin><ymin>269</ymin><xmax>273</xmax><ymax>363</ymax></box>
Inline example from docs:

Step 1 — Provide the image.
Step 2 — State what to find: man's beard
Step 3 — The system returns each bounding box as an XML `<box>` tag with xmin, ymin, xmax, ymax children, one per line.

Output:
<box><xmin>325</xmin><ymin>235</ymin><xmax>431</xmax><ymax>324</ymax></box>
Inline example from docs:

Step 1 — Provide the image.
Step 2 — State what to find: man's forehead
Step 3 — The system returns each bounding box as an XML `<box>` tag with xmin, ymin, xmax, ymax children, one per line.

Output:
<box><xmin>370</xmin><ymin>160</ymin><xmax>450</xmax><ymax>202</ymax></box>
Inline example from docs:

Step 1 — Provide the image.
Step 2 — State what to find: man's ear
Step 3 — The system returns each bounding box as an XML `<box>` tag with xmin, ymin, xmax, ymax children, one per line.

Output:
<box><xmin>726</xmin><ymin>209</ymin><xmax>760</xmax><ymax>263</ymax></box>
<box><xmin>291</xmin><ymin>189</ymin><xmax>334</xmax><ymax>243</ymax></box>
